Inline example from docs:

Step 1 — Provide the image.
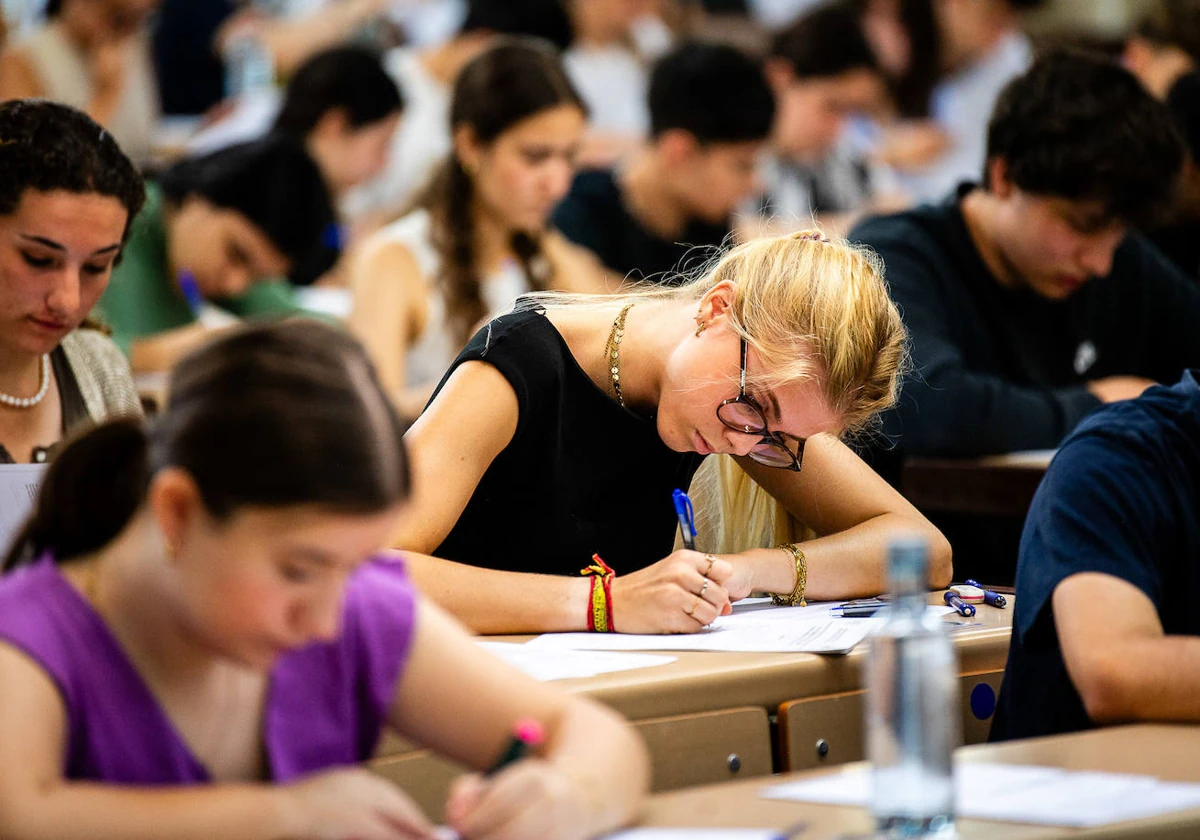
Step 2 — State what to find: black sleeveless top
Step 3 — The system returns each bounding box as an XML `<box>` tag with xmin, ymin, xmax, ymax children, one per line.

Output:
<box><xmin>431</xmin><ymin>309</ymin><xmax>705</xmax><ymax>576</ymax></box>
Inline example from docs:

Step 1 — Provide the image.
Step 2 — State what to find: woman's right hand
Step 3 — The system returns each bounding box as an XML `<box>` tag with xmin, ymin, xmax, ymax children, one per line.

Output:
<box><xmin>278</xmin><ymin>767</ymin><xmax>439</xmax><ymax>840</ymax></box>
<box><xmin>610</xmin><ymin>550</ymin><xmax>733</xmax><ymax>634</ymax></box>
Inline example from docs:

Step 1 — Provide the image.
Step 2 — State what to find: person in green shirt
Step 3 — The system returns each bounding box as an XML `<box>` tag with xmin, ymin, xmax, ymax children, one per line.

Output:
<box><xmin>97</xmin><ymin>133</ymin><xmax>340</xmax><ymax>370</ymax></box>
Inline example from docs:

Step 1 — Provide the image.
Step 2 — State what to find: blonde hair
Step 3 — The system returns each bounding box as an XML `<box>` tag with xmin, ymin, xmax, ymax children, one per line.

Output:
<box><xmin>528</xmin><ymin>228</ymin><xmax>907</xmax><ymax>557</ymax></box>
<box><xmin>522</xmin><ymin>227</ymin><xmax>907</xmax><ymax>435</ymax></box>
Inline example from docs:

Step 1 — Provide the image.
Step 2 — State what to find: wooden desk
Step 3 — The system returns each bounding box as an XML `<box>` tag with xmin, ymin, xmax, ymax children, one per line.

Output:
<box><xmin>371</xmin><ymin>597</ymin><xmax>1013</xmax><ymax>819</ymax></box>
<box><xmin>636</xmin><ymin>724</ymin><xmax>1200</xmax><ymax>839</ymax></box>
<box><xmin>902</xmin><ymin>450</ymin><xmax>1055</xmax><ymax>517</ymax></box>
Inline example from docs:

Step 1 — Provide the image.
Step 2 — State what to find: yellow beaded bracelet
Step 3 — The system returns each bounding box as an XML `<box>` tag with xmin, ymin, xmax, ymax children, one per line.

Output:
<box><xmin>771</xmin><ymin>542</ymin><xmax>807</xmax><ymax>607</ymax></box>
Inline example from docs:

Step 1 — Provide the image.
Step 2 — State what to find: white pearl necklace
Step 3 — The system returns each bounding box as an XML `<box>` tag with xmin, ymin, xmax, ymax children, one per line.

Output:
<box><xmin>0</xmin><ymin>354</ymin><xmax>51</xmax><ymax>409</ymax></box>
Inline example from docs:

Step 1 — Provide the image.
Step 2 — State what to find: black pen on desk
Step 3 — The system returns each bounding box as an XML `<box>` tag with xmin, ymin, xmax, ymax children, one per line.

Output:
<box><xmin>831</xmin><ymin>599</ymin><xmax>887</xmax><ymax>618</ymax></box>
<box><xmin>964</xmin><ymin>579</ymin><xmax>1008</xmax><ymax>608</ymax></box>
<box><xmin>486</xmin><ymin>719</ymin><xmax>545</xmax><ymax>777</ymax></box>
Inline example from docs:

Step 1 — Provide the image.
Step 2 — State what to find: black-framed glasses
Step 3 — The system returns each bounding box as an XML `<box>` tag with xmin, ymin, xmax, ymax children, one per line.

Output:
<box><xmin>716</xmin><ymin>336</ymin><xmax>805</xmax><ymax>471</ymax></box>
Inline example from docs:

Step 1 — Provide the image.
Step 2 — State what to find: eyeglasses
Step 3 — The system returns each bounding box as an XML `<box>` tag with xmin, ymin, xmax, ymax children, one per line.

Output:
<box><xmin>716</xmin><ymin>336</ymin><xmax>805</xmax><ymax>471</ymax></box>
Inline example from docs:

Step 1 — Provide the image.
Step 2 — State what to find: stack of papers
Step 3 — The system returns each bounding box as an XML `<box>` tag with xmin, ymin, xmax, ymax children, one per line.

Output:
<box><xmin>762</xmin><ymin>762</ymin><xmax>1200</xmax><ymax>828</ymax></box>
<box><xmin>0</xmin><ymin>464</ymin><xmax>46</xmax><ymax>555</ymax></box>
<box><xmin>522</xmin><ymin>602</ymin><xmax>953</xmax><ymax>655</ymax></box>
<box><xmin>476</xmin><ymin>642</ymin><xmax>675</xmax><ymax>681</ymax></box>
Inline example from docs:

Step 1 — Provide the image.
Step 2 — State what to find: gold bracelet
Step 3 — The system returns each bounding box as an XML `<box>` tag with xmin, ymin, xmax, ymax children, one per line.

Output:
<box><xmin>771</xmin><ymin>543</ymin><xmax>807</xmax><ymax>607</ymax></box>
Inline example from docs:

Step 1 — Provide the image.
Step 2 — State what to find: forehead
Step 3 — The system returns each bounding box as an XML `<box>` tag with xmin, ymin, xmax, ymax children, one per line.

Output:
<box><xmin>497</xmin><ymin>104</ymin><xmax>587</xmax><ymax>146</ymax></box>
<box><xmin>1023</xmin><ymin>192</ymin><xmax>1116</xmax><ymax>226</ymax></box>
<box><xmin>698</xmin><ymin>140</ymin><xmax>764</xmax><ymax>166</ymax></box>
<box><xmin>4</xmin><ymin>189</ymin><xmax>127</xmax><ymax>244</ymax></box>
<box><xmin>745</xmin><ymin>345</ymin><xmax>843</xmax><ymax>438</ymax></box>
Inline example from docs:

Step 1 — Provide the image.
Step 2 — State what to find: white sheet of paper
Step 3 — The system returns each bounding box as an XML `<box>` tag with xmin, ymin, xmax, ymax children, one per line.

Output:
<box><xmin>762</xmin><ymin>762</ymin><xmax>1200</xmax><ymax>828</ymax></box>
<box><xmin>0</xmin><ymin>463</ymin><xmax>46</xmax><ymax>555</ymax></box>
<box><xmin>475</xmin><ymin>642</ymin><xmax>675</xmax><ymax>681</ymax></box>
<box><xmin>604</xmin><ymin>831</ymin><xmax>784</xmax><ymax>840</ymax></box>
<box><xmin>523</xmin><ymin>602</ymin><xmax>953</xmax><ymax>655</ymax></box>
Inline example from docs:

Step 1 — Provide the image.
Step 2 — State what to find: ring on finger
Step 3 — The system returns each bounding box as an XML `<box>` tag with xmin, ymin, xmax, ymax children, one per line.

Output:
<box><xmin>699</xmin><ymin>577</ymin><xmax>709</xmax><ymax>597</ymax></box>
<box><xmin>686</xmin><ymin>595</ymin><xmax>701</xmax><ymax>617</ymax></box>
<box><xmin>704</xmin><ymin>554</ymin><xmax>715</xmax><ymax>577</ymax></box>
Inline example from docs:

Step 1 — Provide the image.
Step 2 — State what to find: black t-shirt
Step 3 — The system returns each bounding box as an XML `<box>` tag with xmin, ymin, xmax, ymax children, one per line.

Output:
<box><xmin>551</xmin><ymin>169</ymin><xmax>731</xmax><ymax>284</ymax></box>
<box><xmin>991</xmin><ymin>371</ymin><xmax>1200</xmax><ymax>741</ymax></box>
<box><xmin>0</xmin><ymin>347</ymin><xmax>90</xmax><ymax>464</ymax></box>
<box><xmin>850</xmin><ymin>184</ymin><xmax>1200</xmax><ymax>460</ymax></box>
<box><xmin>430</xmin><ymin>309</ymin><xmax>704</xmax><ymax>576</ymax></box>
<box><xmin>152</xmin><ymin>0</ymin><xmax>238</xmax><ymax>115</ymax></box>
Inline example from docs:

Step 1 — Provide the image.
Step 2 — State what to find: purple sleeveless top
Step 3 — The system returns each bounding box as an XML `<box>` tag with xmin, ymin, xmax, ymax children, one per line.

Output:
<box><xmin>0</xmin><ymin>554</ymin><xmax>417</xmax><ymax>783</ymax></box>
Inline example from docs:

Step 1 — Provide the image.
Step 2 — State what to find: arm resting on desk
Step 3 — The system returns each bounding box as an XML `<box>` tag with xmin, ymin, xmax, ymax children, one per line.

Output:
<box><xmin>1056</xmin><ymin>572</ymin><xmax>1200</xmax><ymax>724</ymax></box>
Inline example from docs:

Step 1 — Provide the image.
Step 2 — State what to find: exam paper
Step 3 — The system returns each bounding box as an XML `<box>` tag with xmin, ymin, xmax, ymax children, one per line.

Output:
<box><xmin>762</xmin><ymin>762</ymin><xmax>1200</xmax><ymax>828</ymax></box>
<box><xmin>476</xmin><ymin>642</ymin><xmax>675</xmax><ymax>681</ymax></box>
<box><xmin>524</xmin><ymin>602</ymin><xmax>953</xmax><ymax>655</ymax></box>
<box><xmin>604</xmin><ymin>830</ymin><xmax>784</xmax><ymax>840</ymax></box>
<box><xmin>0</xmin><ymin>464</ymin><xmax>46</xmax><ymax>555</ymax></box>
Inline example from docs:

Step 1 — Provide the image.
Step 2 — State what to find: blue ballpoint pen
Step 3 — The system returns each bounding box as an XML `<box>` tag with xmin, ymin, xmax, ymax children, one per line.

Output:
<box><xmin>964</xmin><ymin>579</ymin><xmax>1008</xmax><ymax>608</ymax></box>
<box><xmin>672</xmin><ymin>488</ymin><xmax>697</xmax><ymax>551</ymax></box>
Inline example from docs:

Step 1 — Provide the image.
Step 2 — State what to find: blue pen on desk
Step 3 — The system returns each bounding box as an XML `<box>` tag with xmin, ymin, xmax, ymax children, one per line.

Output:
<box><xmin>177</xmin><ymin>269</ymin><xmax>204</xmax><ymax>316</ymax></box>
<box><xmin>486</xmin><ymin>719</ymin><xmax>545</xmax><ymax>777</ymax></box>
<box><xmin>944</xmin><ymin>590</ymin><xmax>976</xmax><ymax>617</ymax></box>
<box><xmin>673</xmin><ymin>488</ymin><xmax>697</xmax><ymax>551</ymax></box>
<box><xmin>964</xmin><ymin>579</ymin><xmax>1008</xmax><ymax>608</ymax></box>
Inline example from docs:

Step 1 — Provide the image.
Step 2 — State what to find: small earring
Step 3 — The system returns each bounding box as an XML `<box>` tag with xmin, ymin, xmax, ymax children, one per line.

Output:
<box><xmin>695</xmin><ymin>318</ymin><xmax>707</xmax><ymax>337</ymax></box>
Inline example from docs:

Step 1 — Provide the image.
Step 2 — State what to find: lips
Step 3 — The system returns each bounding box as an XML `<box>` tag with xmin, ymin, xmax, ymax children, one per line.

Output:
<box><xmin>28</xmin><ymin>315</ymin><xmax>69</xmax><ymax>332</ymax></box>
<box><xmin>693</xmin><ymin>430</ymin><xmax>714</xmax><ymax>455</ymax></box>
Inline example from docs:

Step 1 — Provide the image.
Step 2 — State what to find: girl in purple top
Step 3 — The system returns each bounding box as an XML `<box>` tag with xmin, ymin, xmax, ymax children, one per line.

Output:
<box><xmin>0</xmin><ymin>320</ymin><xmax>648</xmax><ymax>840</ymax></box>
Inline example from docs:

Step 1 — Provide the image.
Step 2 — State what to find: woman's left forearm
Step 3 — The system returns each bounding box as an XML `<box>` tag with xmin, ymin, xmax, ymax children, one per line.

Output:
<box><xmin>732</xmin><ymin>512</ymin><xmax>953</xmax><ymax>600</ymax></box>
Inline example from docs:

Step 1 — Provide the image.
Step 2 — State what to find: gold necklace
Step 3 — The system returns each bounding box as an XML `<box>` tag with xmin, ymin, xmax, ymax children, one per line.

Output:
<box><xmin>604</xmin><ymin>303</ymin><xmax>635</xmax><ymax>406</ymax></box>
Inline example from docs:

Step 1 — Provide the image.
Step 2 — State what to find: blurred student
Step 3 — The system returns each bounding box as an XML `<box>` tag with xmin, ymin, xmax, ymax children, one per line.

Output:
<box><xmin>553</xmin><ymin>42</ymin><xmax>775</xmax><ymax>283</ymax></box>
<box><xmin>393</xmin><ymin>230</ymin><xmax>950</xmax><ymax>635</ymax></box>
<box><xmin>1144</xmin><ymin>71</ymin><xmax>1200</xmax><ymax>281</ymax></box>
<box><xmin>95</xmin><ymin>134</ymin><xmax>340</xmax><ymax>372</ymax></box>
<box><xmin>885</xmin><ymin>0</ymin><xmax>1043</xmax><ymax>203</ymax></box>
<box><xmin>1123</xmin><ymin>0</ymin><xmax>1200</xmax><ymax>99</ymax></box>
<box><xmin>187</xmin><ymin>45</ymin><xmax>404</xmax><ymax>202</ymax></box>
<box><xmin>347</xmin><ymin>0</ymin><xmax>576</xmax><ymax>221</ymax></box>
<box><xmin>0</xmin><ymin>100</ymin><xmax>144</xmax><ymax>465</ymax></box>
<box><xmin>0</xmin><ymin>0</ymin><xmax>160</xmax><ymax>166</ymax></box>
<box><xmin>0</xmin><ymin>319</ymin><xmax>647</xmax><ymax>840</ymax></box>
<box><xmin>853</xmin><ymin>52</ymin><xmax>1200</xmax><ymax>469</ymax></box>
<box><xmin>745</xmin><ymin>3</ymin><xmax>901</xmax><ymax>238</ymax></box>
<box><xmin>350</xmin><ymin>40</ymin><xmax>610</xmax><ymax>418</ymax></box>
<box><xmin>992</xmin><ymin>370</ymin><xmax>1200</xmax><ymax>741</ymax></box>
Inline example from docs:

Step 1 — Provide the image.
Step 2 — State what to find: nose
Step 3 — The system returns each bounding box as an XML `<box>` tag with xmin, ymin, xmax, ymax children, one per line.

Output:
<box><xmin>294</xmin><ymin>587</ymin><xmax>343</xmax><ymax>644</ymax></box>
<box><xmin>724</xmin><ymin>428</ymin><xmax>761</xmax><ymax>458</ymax></box>
<box><xmin>1078</xmin><ymin>231</ymin><xmax>1120</xmax><ymax>278</ymax></box>
<box><xmin>545</xmin><ymin>158</ymin><xmax>574</xmax><ymax>203</ymax></box>
<box><xmin>46</xmin><ymin>268</ymin><xmax>81</xmax><ymax>317</ymax></box>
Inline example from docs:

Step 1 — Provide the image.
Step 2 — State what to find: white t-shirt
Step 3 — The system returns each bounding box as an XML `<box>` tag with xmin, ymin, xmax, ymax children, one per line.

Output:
<box><xmin>900</xmin><ymin>31</ymin><xmax>1032</xmax><ymax>202</ymax></box>
<box><xmin>563</xmin><ymin>45</ymin><xmax>649</xmax><ymax>137</ymax></box>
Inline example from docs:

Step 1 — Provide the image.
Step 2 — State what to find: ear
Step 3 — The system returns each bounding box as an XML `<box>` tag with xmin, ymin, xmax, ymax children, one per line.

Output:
<box><xmin>985</xmin><ymin>157</ymin><xmax>1012</xmax><ymax>197</ymax></box>
<box><xmin>763</xmin><ymin>58</ymin><xmax>795</xmax><ymax>95</ymax></box>
<box><xmin>452</xmin><ymin>124</ymin><xmax>485</xmax><ymax>175</ymax></box>
<box><xmin>656</xmin><ymin>128</ymin><xmax>700</xmax><ymax>167</ymax></box>
<box><xmin>697</xmin><ymin>279</ymin><xmax>737</xmax><ymax>328</ymax></box>
<box><xmin>312</xmin><ymin>106</ymin><xmax>351</xmax><ymax>141</ymax></box>
<box><xmin>146</xmin><ymin>467</ymin><xmax>205</xmax><ymax>563</ymax></box>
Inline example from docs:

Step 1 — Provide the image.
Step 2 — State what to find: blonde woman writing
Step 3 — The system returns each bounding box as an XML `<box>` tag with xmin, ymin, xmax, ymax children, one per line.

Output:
<box><xmin>396</xmin><ymin>230</ymin><xmax>952</xmax><ymax>634</ymax></box>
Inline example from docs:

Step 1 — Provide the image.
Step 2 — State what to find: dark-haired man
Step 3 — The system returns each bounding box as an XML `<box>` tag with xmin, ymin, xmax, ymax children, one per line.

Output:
<box><xmin>853</xmin><ymin>52</ymin><xmax>1200</xmax><ymax>467</ymax></box>
<box><xmin>746</xmin><ymin>3</ymin><xmax>894</xmax><ymax>235</ymax></box>
<box><xmin>552</xmin><ymin>42</ymin><xmax>775</xmax><ymax>283</ymax></box>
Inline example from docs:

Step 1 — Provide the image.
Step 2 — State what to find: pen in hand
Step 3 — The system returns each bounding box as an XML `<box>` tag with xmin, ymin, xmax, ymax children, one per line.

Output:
<box><xmin>673</xmin><ymin>488</ymin><xmax>697</xmax><ymax>551</ymax></box>
<box><xmin>486</xmin><ymin>718</ymin><xmax>545</xmax><ymax>777</ymax></box>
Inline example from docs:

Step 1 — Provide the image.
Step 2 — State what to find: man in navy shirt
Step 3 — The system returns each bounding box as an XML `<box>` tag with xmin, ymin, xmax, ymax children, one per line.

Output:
<box><xmin>992</xmin><ymin>370</ymin><xmax>1200</xmax><ymax>740</ymax></box>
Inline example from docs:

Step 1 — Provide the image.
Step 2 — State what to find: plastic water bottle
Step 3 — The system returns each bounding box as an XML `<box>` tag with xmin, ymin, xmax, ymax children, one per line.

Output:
<box><xmin>224</xmin><ymin>31</ymin><xmax>275</xmax><ymax>99</ymax></box>
<box><xmin>864</xmin><ymin>536</ymin><xmax>959</xmax><ymax>837</ymax></box>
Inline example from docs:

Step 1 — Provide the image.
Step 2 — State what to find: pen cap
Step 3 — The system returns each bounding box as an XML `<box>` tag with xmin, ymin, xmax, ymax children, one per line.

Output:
<box><xmin>886</xmin><ymin>536</ymin><xmax>928</xmax><ymax>600</ymax></box>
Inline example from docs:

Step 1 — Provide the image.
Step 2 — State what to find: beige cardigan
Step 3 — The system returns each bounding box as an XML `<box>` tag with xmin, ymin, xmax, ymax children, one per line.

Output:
<box><xmin>60</xmin><ymin>329</ymin><xmax>143</xmax><ymax>423</ymax></box>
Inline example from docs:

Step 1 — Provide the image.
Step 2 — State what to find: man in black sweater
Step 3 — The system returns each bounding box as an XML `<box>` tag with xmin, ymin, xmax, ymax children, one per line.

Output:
<box><xmin>552</xmin><ymin>42</ymin><xmax>775</xmax><ymax>284</ymax></box>
<box><xmin>852</xmin><ymin>52</ymin><xmax>1200</xmax><ymax>467</ymax></box>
